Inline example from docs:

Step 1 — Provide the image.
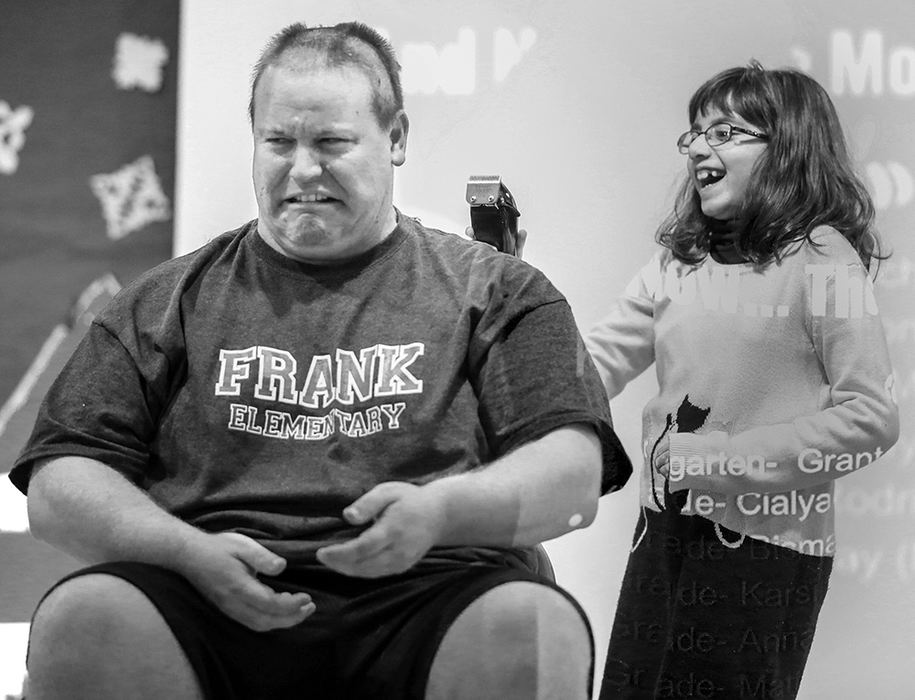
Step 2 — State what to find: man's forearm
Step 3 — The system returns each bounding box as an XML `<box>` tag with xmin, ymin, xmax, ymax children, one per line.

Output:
<box><xmin>27</xmin><ymin>456</ymin><xmax>206</xmax><ymax>572</ymax></box>
<box><xmin>424</xmin><ymin>424</ymin><xmax>602</xmax><ymax>548</ymax></box>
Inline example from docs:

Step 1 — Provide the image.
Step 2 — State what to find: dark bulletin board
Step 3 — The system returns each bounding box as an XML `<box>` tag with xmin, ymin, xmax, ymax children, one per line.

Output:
<box><xmin>0</xmin><ymin>0</ymin><xmax>180</xmax><ymax>624</ymax></box>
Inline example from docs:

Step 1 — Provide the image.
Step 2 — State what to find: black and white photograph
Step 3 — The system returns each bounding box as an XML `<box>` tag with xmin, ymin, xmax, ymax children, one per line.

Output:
<box><xmin>1</xmin><ymin>1</ymin><xmax>912</xmax><ymax>698</ymax></box>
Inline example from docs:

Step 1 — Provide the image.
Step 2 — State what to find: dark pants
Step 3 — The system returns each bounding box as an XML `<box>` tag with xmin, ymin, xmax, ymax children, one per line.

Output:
<box><xmin>31</xmin><ymin>548</ymin><xmax>589</xmax><ymax>700</ymax></box>
<box><xmin>600</xmin><ymin>507</ymin><xmax>832</xmax><ymax>699</ymax></box>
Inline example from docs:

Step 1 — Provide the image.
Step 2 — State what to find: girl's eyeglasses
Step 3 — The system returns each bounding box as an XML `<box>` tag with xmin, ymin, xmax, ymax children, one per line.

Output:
<box><xmin>677</xmin><ymin>123</ymin><xmax>769</xmax><ymax>154</ymax></box>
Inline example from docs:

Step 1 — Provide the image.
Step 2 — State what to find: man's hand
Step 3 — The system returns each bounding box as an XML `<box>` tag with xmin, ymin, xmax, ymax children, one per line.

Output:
<box><xmin>179</xmin><ymin>532</ymin><xmax>315</xmax><ymax>632</ymax></box>
<box><xmin>316</xmin><ymin>481</ymin><xmax>446</xmax><ymax>578</ymax></box>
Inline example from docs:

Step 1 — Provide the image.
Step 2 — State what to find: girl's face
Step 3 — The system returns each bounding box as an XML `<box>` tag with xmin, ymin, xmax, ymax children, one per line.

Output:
<box><xmin>685</xmin><ymin>108</ymin><xmax>769</xmax><ymax>221</ymax></box>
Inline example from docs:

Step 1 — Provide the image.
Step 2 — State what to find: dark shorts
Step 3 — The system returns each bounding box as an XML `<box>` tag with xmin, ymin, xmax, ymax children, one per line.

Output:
<box><xmin>600</xmin><ymin>508</ymin><xmax>833</xmax><ymax>700</ymax></box>
<box><xmin>33</xmin><ymin>547</ymin><xmax>592</xmax><ymax>700</ymax></box>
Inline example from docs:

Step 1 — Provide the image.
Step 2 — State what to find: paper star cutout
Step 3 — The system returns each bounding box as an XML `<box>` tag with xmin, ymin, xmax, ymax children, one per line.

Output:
<box><xmin>0</xmin><ymin>101</ymin><xmax>34</xmax><ymax>175</ymax></box>
<box><xmin>112</xmin><ymin>32</ymin><xmax>169</xmax><ymax>92</ymax></box>
<box><xmin>90</xmin><ymin>155</ymin><xmax>171</xmax><ymax>240</ymax></box>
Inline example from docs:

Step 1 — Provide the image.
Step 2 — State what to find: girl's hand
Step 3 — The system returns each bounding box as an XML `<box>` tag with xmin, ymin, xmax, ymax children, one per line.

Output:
<box><xmin>653</xmin><ymin>437</ymin><xmax>670</xmax><ymax>477</ymax></box>
<box><xmin>465</xmin><ymin>227</ymin><xmax>528</xmax><ymax>259</ymax></box>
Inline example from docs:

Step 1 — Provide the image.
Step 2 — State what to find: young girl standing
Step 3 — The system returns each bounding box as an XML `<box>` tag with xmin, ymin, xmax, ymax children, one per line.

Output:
<box><xmin>588</xmin><ymin>62</ymin><xmax>899</xmax><ymax>699</ymax></box>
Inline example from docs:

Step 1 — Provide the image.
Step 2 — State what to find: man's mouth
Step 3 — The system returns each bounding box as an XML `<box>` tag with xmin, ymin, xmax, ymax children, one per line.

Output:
<box><xmin>696</xmin><ymin>169</ymin><xmax>725</xmax><ymax>189</ymax></box>
<box><xmin>283</xmin><ymin>193</ymin><xmax>337</xmax><ymax>205</ymax></box>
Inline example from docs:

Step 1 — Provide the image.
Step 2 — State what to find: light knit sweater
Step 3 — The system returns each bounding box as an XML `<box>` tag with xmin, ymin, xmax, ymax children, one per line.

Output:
<box><xmin>586</xmin><ymin>226</ymin><xmax>899</xmax><ymax>554</ymax></box>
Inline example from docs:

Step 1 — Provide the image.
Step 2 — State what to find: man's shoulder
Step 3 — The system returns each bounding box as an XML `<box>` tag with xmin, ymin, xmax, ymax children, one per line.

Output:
<box><xmin>129</xmin><ymin>221</ymin><xmax>252</xmax><ymax>286</ymax></box>
<box><xmin>400</xmin><ymin>214</ymin><xmax>480</xmax><ymax>254</ymax></box>
<box><xmin>97</xmin><ymin>221</ymin><xmax>254</xmax><ymax>324</ymax></box>
<box><xmin>401</xmin><ymin>214</ymin><xmax>551</xmax><ymax>282</ymax></box>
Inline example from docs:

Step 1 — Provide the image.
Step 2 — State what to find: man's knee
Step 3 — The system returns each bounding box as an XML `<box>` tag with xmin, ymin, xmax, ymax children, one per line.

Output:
<box><xmin>427</xmin><ymin>580</ymin><xmax>593</xmax><ymax>700</ymax></box>
<box><xmin>472</xmin><ymin>580</ymin><xmax>590</xmax><ymax>653</ymax></box>
<box><xmin>30</xmin><ymin>573</ymin><xmax>155</xmax><ymax>657</ymax></box>
<box><xmin>27</xmin><ymin>572</ymin><xmax>201</xmax><ymax>699</ymax></box>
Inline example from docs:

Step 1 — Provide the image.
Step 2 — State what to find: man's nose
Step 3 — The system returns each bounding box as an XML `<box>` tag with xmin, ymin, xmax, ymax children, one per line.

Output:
<box><xmin>290</xmin><ymin>146</ymin><xmax>323</xmax><ymax>181</ymax></box>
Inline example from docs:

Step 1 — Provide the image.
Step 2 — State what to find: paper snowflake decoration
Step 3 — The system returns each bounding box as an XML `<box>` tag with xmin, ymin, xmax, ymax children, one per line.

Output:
<box><xmin>90</xmin><ymin>155</ymin><xmax>171</xmax><ymax>240</ymax></box>
<box><xmin>112</xmin><ymin>32</ymin><xmax>169</xmax><ymax>92</ymax></box>
<box><xmin>0</xmin><ymin>100</ymin><xmax>34</xmax><ymax>175</ymax></box>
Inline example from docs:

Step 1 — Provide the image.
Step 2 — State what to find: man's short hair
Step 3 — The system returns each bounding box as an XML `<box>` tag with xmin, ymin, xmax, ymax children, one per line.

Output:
<box><xmin>249</xmin><ymin>21</ymin><xmax>404</xmax><ymax>127</ymax></box>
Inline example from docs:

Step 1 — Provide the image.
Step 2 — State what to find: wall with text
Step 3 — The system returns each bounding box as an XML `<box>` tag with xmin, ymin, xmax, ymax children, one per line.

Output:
<box><xmin>174</xmin><ymin>2</ymin><xmax>914</xmax><ymax>697</ymax></box>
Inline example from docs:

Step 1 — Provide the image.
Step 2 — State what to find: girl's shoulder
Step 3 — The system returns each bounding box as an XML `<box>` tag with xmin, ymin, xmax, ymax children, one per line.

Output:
<box><xmin>628</xmin><ymin>247</ymin><xmax>680</xmax><ymax>288</ymax></box>
<box><xmin>645</xmin><ymin>246</ymin><xmax>687</xmax><ymax>274</ymax></box>
<box><xmin>783</xmin><ymin>225</ymin><xmax>863</xmax><ymax>267</ymax></box>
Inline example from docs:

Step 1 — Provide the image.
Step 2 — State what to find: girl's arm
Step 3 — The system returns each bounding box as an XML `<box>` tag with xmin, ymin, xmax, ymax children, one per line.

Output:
<box><xmin>585</xmin><ymin>252</ymin><xmax>660</xmax><ymax>399</ymax></box>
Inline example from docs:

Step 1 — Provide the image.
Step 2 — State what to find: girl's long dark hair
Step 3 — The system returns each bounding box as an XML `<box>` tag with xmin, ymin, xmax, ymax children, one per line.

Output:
<box><xmin>658</xmin><ymin>61</ymin><xmax>885</xmax><ymax>271</ymax></box>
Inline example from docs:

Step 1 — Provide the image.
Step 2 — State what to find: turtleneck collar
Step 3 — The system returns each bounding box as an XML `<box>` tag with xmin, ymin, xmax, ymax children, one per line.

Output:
<box><xmin>708</xmin><ymin>219</ymin><xmax>750</xmax><ymax>264</ymax></box>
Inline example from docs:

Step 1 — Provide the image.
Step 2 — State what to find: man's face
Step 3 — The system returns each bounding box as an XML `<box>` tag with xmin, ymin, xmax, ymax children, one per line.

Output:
<box><xmin>252</xmin><ymin>59</ymin><xmax>408</xmax><ymax>263</ymax></box>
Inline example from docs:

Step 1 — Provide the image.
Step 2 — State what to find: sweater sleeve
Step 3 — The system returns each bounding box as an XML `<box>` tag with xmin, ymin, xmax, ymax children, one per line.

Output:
<box><xmin>669</xmin><ymin>241</ymin><xmax>899</xmax><ymax>494</ymax></box>
<box><xmin>585</xmin><ymin>253</ymin><xmax>660</xmax><ymax>399</ymax></box>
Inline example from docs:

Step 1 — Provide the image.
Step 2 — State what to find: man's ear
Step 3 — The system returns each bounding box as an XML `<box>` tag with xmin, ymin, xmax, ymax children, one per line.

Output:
<box><xmin>389</xmin><ymin>110</ymin><xmax>409</xmax><ymax>166</ymax></box>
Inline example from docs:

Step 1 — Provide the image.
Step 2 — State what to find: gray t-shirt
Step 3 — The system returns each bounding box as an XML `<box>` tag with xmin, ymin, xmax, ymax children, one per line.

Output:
<box><xmin>13</xmin><ymin>215</ymin><xmax>630</xmax><ymax>561</ymax></box>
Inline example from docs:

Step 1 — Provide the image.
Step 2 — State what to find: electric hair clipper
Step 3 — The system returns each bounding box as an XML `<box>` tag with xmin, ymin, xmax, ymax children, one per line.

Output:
<box><xmin>465</xmin><ymin>175</ymin><xmax>521</xmax><ymax>256</ymax></box>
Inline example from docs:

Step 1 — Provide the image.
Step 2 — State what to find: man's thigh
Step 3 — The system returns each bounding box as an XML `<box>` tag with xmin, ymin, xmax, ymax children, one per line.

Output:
<box><xmin>27</xmin><ymin>556</ymin><xmax>589</xmax><ymax>699</ymax></box>
<box><xmin>303</xmin><ymin>550</ymin><xmax>591</xmax><ymax>699</ymax></box>
<box><xmin>27</xmin><ymin>562</ymin><xmax>337</xmax><ymax>700</ymax></box>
